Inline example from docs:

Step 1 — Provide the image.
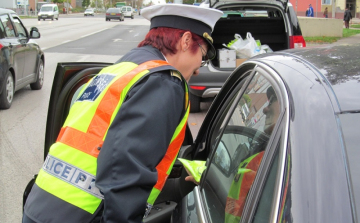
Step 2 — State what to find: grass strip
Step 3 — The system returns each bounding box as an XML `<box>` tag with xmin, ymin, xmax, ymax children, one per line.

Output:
<box><xmin>305</xmin><ymin>28</ymin><xmax>360</xmax><ymax>43</ymax></box>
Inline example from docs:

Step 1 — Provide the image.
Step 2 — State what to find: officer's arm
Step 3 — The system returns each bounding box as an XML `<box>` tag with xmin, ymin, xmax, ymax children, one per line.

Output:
<box><xmin>95</xmin><ymin>73</ymin><xmax>184</xmax><ymax>223</ymax></box>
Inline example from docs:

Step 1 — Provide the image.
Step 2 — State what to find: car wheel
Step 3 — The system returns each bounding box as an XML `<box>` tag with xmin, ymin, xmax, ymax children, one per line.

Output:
<box><xmin>0</xmin><ymin>71</ymin><xmax>14</xmax><ymax>109</ymax></box>
<box><xmin>189</xmin><ymin>92</ymin><xmax>201</xmax><ymax>113</ymax></box>
<box><xmin>38</xmin><ymin>18</ymin><xmax>40</xmax><ymax>21</ymax></box>
<box><xmin>51</xmin><ymin>16</ymin><xmax>54</xmax><ymax>21</ymax></box>
<box><xmin>56</xmin><ymin>15</ymin><xmax>58</xmax><ymax>20</ymax></box>
<box><xmin>131</xmin><ymin>15</ymin><xmax>134</xmax><ymax>19</ymax></box>
<box><xmin>30</xmin><ymin>59</ymin><xmax>44</xmax><ymax>90</ymax></box>
<box><xmin>43</xmin><ymin>19</ymin><xmax>45</xmax><ymax>21</ymax></box>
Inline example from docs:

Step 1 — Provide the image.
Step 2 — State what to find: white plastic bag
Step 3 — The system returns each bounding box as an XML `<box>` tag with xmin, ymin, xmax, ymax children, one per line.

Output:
<box><xmin>224</xmin><ymin>33</ymin><xmax>260</xmax><ymax>59</ymax></box>
<box><xmin>236</xmin><ymin>32</ymin><xmax>260</xmax><ymax>58</ymax></box>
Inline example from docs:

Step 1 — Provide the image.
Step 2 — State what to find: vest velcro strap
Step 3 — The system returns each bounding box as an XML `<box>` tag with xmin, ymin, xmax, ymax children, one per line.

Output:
<box><xmin>57</xmin><ymin>127</ymin><xmax>103</xmax><ymax>158</ymax></box>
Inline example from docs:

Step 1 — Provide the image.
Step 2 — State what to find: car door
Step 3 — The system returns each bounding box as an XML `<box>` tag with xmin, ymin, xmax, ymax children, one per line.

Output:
<box><xmin>11</xmin><ymin>14</ymin><xmax>39</xmax><ymax>85</ymax></box>
<box><xmin>0</xmin><ymin>13</ymin><xmax>25</xmax><ymax>86</ymax></box>
<box><xmin>38</xmin><ymin>62</ymin><xmax>194</xmax><ymax>223</ymax></box>
<box><xmin>171</xmin><ymin>62</ymin><xmax>290</xmax><ymax>223</ymax></box>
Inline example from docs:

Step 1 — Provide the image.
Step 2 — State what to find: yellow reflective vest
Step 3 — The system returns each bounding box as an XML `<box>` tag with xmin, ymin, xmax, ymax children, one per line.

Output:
<box><xmin>34</xmin><ymin>60</ymin><xmax>189</xmax><ymax>221</ymax></box>
<box><xmin>225</xmin><ymin>151</ymin><xmax>264</xmax><ymax>222</ymax></box>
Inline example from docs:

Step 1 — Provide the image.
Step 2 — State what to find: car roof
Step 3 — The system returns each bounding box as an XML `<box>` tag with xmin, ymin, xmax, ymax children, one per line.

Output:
<box><xmin>253</xmin><ymin>43</ymin><xmax>360</xmax><ymax>113</ymax></box>
<box><xmin>279</xmin><ymin>44</ymin><xmax>360</xmax><ymax>112</ymax></box>
<box><xmin>0</xmin><ymin>8</ymin><xmax>16</xmax><ymax>14</ymax></box>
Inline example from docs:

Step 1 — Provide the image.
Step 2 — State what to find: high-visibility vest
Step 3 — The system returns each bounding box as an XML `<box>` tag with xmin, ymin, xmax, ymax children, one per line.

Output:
<box><xmin>35</xmin><ymin>60</ymin><xmax>190</xmax><ymax>219</ymax></box>
<box><xmin>225</xmin><ymin>151</ymin><xmax>264</xmax><ymax>222</ymax></box>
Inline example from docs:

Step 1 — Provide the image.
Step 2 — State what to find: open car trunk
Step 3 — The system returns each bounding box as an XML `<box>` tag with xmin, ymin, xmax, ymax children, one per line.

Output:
<box><xmin>210</xmin><ymin>6</ymin><xmax>288</xmax><ymax>69</ymax></box>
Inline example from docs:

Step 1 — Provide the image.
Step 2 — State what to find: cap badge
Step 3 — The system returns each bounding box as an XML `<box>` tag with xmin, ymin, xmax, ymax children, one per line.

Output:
<box><xmin>203</xmin><ymin>32</ymin><xmax>213</xmax><ymax>43</ymax></box>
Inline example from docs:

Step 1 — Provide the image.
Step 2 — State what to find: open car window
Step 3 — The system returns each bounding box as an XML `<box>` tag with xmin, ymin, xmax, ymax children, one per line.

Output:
<box><xmin>200</xmin><ymin>70</ymin><xmax>282</xmax><ymax>222</ymax></box>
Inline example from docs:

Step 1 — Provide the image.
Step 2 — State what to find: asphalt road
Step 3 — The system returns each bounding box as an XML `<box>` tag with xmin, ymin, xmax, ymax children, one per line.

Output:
<box><xmin>0</xmin><ymin>14</ymin><xmax>209</xmax><ymax>223</ymax></box>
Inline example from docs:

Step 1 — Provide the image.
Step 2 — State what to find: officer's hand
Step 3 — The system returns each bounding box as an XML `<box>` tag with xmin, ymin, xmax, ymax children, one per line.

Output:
<box><xmin>185</xmin><ymin>175</ymin><xmax>199</xmax><ymax>185</ymax></box>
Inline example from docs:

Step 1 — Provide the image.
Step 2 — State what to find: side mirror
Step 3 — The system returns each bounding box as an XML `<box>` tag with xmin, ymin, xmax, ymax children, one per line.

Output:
<box><xmin>29</xmin><ymin>27</ymin><xmax>40</xmax><ymax>39</ymax></box>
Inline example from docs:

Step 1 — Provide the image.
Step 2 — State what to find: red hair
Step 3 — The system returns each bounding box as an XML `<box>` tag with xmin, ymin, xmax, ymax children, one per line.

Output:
<box><xmin>138</xmin><ymin>27</ymin><xmax>205</xmax><ymax>56</ymax></box>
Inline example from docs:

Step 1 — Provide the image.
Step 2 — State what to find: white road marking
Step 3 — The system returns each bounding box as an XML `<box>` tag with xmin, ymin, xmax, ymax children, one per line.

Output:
<box><xmin>81</xmin><ymin>28</ymin><xmax>108</xmax><ymax>38</ymax></box>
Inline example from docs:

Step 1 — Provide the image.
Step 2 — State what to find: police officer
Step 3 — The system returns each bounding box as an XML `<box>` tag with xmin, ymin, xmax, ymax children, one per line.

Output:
<box><xmin>23</xmin><ymin>4</ymin><xmax>222</xmax><ymax>223</ymax></box>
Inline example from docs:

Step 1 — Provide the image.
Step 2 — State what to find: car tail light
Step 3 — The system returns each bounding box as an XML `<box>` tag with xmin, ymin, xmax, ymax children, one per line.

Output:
<box><xmin>289</xmin><ymin>35</ymin><xmax>306</xmax><ymax>48</ymax></box>
<box><xmin>190</xmin><ymin>86</ymin><xmax>206</xmax><ymax>90</ymax></box>
<box><xmin>116</xmin><ymin>13</ymin><xmax>120</xmax><ymax>16</ymax></box>
<box><xmin>106</xmin><ymin>13</ymin><xmax>110</xmax><ymax>15</ymax></box>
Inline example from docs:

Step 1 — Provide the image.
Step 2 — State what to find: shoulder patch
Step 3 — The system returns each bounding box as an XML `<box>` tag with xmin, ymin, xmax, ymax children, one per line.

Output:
<box><xmin>170</xmin><ymin>70</ymin><xmax>182</xmax><ymax>81</ymax></box>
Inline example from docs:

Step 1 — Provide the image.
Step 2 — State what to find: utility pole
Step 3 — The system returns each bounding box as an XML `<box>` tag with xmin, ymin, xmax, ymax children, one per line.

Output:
<box><xmin>332</xmin><ymin>0</ymin><xmax>336</xmax><ymax>18</ymax></box>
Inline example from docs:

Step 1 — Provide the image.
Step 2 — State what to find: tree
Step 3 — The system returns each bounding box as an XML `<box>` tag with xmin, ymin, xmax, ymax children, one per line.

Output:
<box><xmin>82</xmin><ymin>0</ymin><xmax>90</xmax><ymax>7</ymax></box>
<box><xmin>53</xmin><ymin>0</ymin><xmax>64</xmax><ymax>3</ymax></box>
<box><xmin>91</xmin><ymin>0</ymin><xmax>103</xmax><ymax>9</ymax></box>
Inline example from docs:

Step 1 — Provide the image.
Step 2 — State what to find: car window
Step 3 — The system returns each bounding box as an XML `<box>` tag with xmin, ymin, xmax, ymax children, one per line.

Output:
<box><xmin>200</xmin><ymin>71</ymin><xmax>281</xmax><ymax>222</ymax></box>
<box><xmin>12</xmin><ymin>17</ymin><xmax>26</xmax><ymax>38</ymax></box>
<box><xmin>0</xmin><ymin>14</ymin><xmax>16</xmax><ymax>38</ymax></box>
<box><xmin>41</xmin><ymin>6</ymin><xmax>52</xmax><ymax>12</ymax></box>
<box><xmin>0</xmin><ymin>18</ymin><xmax>5</xmax><ymax>38</ymax></box>
<box><xmin>251</xmin><ymin>141</ymin><xmax>280</xmax><ymax>223</ymax></box>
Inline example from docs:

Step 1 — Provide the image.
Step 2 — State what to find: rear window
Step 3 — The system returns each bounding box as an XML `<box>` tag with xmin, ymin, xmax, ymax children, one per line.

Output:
<box><xmin>107</xmin><ymin>8</ymin><xmax>119</xmax><ymax>13</ymax></box>
<box><xmin>339</xmin><ymin>113</ymin><xmax>360</xmax><ymax>217</ymax></box>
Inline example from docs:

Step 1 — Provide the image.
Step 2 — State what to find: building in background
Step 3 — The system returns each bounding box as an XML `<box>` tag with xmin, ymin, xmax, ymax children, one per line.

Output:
<box><xmin>289</xmin><ymin>0</ymin><xmax>359</xmax><ymax>19</ymax></box>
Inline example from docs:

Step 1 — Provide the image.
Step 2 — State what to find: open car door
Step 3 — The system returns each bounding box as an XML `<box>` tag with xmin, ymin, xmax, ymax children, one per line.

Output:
<box><xmin>23</xmin><ymin>62</ymin><xmax>195</xmax><ymax>223</ymax></box>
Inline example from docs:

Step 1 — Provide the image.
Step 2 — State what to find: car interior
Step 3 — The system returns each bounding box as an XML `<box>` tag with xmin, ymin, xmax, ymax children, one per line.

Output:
<box><xmin>211</xmin><ymin>6</ymin><xmax>288</xmax><ymax>69</ymax></box>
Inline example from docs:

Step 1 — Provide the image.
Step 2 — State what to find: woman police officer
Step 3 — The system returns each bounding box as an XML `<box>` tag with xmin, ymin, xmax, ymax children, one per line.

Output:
<box><xmin>23</xmin><ymin>4</ymin><xmax>222</xmax><ymax>223</ymax></box>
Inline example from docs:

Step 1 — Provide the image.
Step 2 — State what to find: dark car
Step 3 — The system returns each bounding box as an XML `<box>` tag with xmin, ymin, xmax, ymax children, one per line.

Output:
<box><xmin>0</xmin><ymin>8</ymin><xmax>44</xmax><ymax>109</ymax></box>
<box><xmin>105</xmin><ymin>8</ymin><xmax>125</xmax><ymax>21</ymax></box>
<box><xmin>189</xmin><ymin>0</ymin><xmax>306</xmax><ymax>112</ymax></box>
<box><xmin>23</xmin><ymin>43</ymin><xmax>360</xmax><ymax>223</ymax></box>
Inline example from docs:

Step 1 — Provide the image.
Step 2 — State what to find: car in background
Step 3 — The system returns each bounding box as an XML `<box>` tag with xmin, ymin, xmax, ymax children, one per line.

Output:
<box><xmin>121</xmin><ymin>6</ymin><xmax>134</xmax><ymax>19</ymax></box>
<box><xmin>0</xmin><ymin>8</ymin><xmax>44</xmax><ymax>109</ymax></box>
<box><xmin>188</xmin><ymin>0</ymin><xmax>306</xmax><ymax>113</ymax></box>
<box><xmin>23</xmin><ymin>43</ymin><xmax>360</xmax><ymax>223</ymax></box>
<box><xmin>105</xmin><ymin>8</ymin><xmax>124</xmax><ymax>21</ymax></box>
<box><xmin>84</xmin><ymin>8</ymin><xmax>94</xmax><ymax>16</ymax></box>
<box><xmin>37</xmin><ymin>3</ymin><xmax>59</xmax><ymax>21</ymax></box>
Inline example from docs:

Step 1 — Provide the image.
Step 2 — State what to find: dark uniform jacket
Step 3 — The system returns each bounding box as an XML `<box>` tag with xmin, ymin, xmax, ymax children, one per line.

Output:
<box><xmin>96</xmin><ymin>46</ymin><xmax>186</xmax><ymax>223</ymax></box>
<box><xmin>344</xmin><ymin>9</ymin><xmax>352</xmax><ymax>21</ymax></box>
<box><xmin>23</xmin><ymin>46</ymin><xmax>186</xmax><ymax>223</ymax></box>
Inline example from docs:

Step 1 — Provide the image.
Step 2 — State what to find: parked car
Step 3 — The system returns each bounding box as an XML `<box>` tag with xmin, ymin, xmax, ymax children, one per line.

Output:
<box><xmin>23</xmin><ymin>43</ymin><xmax>360</xmax><ymax>222</ymax></box>
<box><xmin>121</xmin><ymin>6</ymin><xmax>134</xmax><ymax>19</ymax></box>
<box><xmin>188</xmin><ymin>0</ymin><xmax>306</xmax><ymax>112</ymax></box>
<box><xmin>84</xmin><ymin>8</ymin><xmax>94</xmax><ymax>16</ymax></box>
<box><xmin>37</xmin><ymin>4</ymin><xmax>59</xmax><ymax>21</ymax></box>
<box><xmin>0</xmin><ymin>8</ymin><xmax>44</xmax><ymax>109</ymax></box>
<box><xmin>105</xmin><ymin>8</ymin><xmax>124</xmax><ymax>21</ymax></box>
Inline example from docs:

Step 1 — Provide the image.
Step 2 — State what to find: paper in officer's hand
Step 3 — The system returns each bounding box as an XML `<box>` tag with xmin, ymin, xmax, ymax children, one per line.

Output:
<box><xmin>177</xmin><ymin>158</ymin><xmax>206</xmax><ymax>183</ymax></box>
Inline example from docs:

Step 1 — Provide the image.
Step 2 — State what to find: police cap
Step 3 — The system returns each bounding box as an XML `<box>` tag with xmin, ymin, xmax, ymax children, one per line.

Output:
<box><xmin>141</xmin><ymin>4</ymin><xmax>223</xmax><ymax>60</ymax></box>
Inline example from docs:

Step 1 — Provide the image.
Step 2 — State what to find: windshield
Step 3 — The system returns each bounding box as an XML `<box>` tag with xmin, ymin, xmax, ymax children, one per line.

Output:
<box><xmin>40</xmin><ymin>6</ymin><xmax>52</xmax><ymax>12</ymax></box>
<box><xmin>85</xmin><ymin>9</ymin><xmax>93</xmax><ymax>12</ymax></box>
